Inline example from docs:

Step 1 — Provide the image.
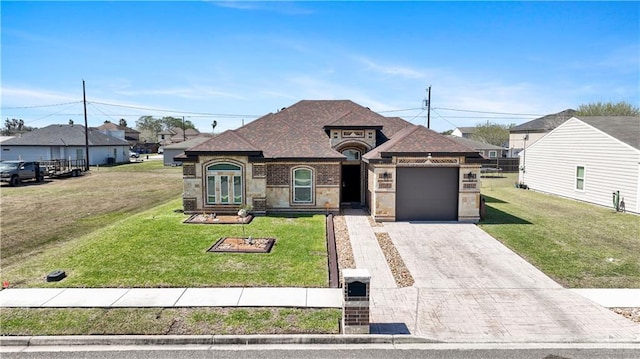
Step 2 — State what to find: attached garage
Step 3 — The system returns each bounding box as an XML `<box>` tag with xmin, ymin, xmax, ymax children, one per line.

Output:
<box><xmin>396</xmin><ymin>167</ymin><xmax>459</xmax><ymax>221</ymax></box>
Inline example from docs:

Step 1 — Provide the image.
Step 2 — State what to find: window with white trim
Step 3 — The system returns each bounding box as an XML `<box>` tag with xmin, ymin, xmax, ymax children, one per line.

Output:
<box><xmin>575</xmin><ymin>166</ymin><xmax>585</xmax><ymax>191</ymax></box>
<box><xmin>293</xmin><ymin>168</ymin><xmax>313</xmax><ymax>203</ymax></box>
<box><xmin>206</xmin><ymin>163</ymin><xmax>243</xmax><ymax>205</ymax></box>
<box><xmin>488</xmin><ymin>150</ymin><xmax>497</xmax><ymax>158</ymax></box>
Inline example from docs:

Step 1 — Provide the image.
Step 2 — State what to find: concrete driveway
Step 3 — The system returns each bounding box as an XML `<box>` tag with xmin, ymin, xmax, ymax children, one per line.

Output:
<box><xmin>345</xmin><ymin>211</ymin><xmax>639</xmax><ymax>342</ymax></box>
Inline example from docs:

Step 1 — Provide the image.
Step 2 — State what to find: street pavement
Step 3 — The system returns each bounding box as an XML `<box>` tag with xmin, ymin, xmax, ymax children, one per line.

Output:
<box><xmin>344</xmin><ymin>209</ymin><xmax>640</xmax><ymax>343</ymax></box>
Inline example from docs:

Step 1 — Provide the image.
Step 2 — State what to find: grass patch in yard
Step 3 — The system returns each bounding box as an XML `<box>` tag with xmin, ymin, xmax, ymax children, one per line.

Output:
<box><xmin>2</xmin><ymin>199</ymin><xmax>329</xmax><ymax>288</ymax></box>
<box><xmin>0</xmin><ymin>161</ymin><xmax>182</xmax><ymax>265</ymax></box>
<box><xmin>479</xmin><ymin>174</ymin><xmax>640</xmax><ymax>288</ymax></box>
<box><xmin>0</xmin><ymin>308</ymin><xmax>341</xmax><ymax>335</ymax></box>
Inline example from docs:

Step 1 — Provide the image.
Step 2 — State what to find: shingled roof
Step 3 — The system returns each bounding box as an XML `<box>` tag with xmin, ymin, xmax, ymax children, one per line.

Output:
<box><xmin>576</xmin><ymin>116</ymin><xmax>640</xmax><ymax>150</ymax></box>
<box><xmin>1</xmin><ymin>124</ymin><xmax>130</xmax><ymax>147</ymax></box>
<box><xmin>186</xmin><ymin>100</ymin><xmax>479</xmax><ymax>160</ymax></box>
<box><xmin>363</xmin><ymin>125</ymin><xmax>479</xmax><ymax>161</ymax></box>
<box><xmin>511</xmin><ymin>109</ymin><xmax>576</xmax><ymax>133</ymax></box>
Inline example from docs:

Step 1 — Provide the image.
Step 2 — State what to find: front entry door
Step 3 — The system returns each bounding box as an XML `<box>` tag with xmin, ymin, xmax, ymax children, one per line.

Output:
<box><xmin>341</xmin><ymin>165</ymin><xmax>361</xmax><ymax>203</ymax></box>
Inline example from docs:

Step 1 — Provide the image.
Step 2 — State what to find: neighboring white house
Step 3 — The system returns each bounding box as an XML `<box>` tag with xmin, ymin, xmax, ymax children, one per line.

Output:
<box><xmin>451</xmin><ymin>126</ymin><xmax>476</xmax><ymax>138</ymax></box>
<box><xmin>0</xmin><ymin>124</ymin><xmax>130</xmax><ymax>165</ymax></box>
<box><xmin>519</xmin><ymin>116</ymin><xmax>640</xmax><ymax>214</ymax></box>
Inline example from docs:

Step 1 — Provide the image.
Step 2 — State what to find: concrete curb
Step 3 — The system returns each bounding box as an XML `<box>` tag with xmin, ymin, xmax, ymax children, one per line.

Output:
<box><xmin>0</xmin><ymin>334</ymin><xmax>438</xmax><ymax>347</ymax></box>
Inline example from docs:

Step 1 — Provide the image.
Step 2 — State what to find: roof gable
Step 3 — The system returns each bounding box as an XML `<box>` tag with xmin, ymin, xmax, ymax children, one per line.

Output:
<box><xmin>511</xmin><ymin>109</ymin><xmax>576</xmax><ymax>132</ymax></box>
<box><xmin>187</xmin><ymin>130</ymin><xmax>261</xmax><ymax>153</ymax></box>
<box><xmin>364</xmin><ymin>125</ymin><xmax>478</xmax><ymax>160</ymax></box>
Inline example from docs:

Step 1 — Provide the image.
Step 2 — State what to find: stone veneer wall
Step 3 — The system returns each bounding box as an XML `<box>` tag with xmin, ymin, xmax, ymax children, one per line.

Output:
<box><xmin>265</xmin><ymin>162</ymin><xmax>340</xmax><ymax>213</ymax></box>
<box><xmin>368</xmin><ymin>157</ymin><xmax>481</xmax><ymax>222</ymax></box>
<box><xmin>181</xmin><ymin>156</ymin><xmax>341</xmax><ymax>214</ymax></box>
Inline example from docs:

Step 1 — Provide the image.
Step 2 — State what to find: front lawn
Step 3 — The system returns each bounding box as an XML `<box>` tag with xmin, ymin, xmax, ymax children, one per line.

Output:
<box><xmin>2</xmin><ymin>198</ymin><xmax>329</xmax><ymax>288</ymax></box>
<box><xmin>479</xmin><ymin>174</ymin><xmax>640</xmax><ymax>288</ymax></box>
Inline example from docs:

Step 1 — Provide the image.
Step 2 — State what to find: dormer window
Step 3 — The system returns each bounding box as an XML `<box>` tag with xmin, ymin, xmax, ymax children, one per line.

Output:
<box><xmin>343</xmin><ymin>149</ymin><xmax>361</xmax><ymax>161</ymax></box>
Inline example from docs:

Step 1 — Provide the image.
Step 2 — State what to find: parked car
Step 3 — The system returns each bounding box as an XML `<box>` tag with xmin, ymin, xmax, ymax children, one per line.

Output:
<box><xmin>129</xmin><ymin>151</ymin><xmax>139</xmax><ymax>158</ymax></box>
<box><xmin>0</xmin><ymin>161</ymin><xmax>46</xmax><ymax>186</ymax></box>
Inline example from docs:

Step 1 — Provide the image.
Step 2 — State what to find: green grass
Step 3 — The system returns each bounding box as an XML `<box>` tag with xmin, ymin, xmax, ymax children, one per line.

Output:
<box><xmin>0</xmin><ymin>308</ymin><xmax>341</xmax><ymax>335</ymax></box>
<box><xmin>2</xmin><ymin>198</ymin><xmax>329</xmax><ymax>288</ymax></box>
<box><xmin>479</xmin><ymin>174</ymin><xmax>640</xmax><ymax>288</ymax></box>
<box><xmin>92</xmin><ymin>159</ymin><xmax>174</xmax><ymax>173</ymax></box>
<box><xmin>1</xmin><ymin>160</ymin><xmax>183</xmax><ymax>265</ymax></box>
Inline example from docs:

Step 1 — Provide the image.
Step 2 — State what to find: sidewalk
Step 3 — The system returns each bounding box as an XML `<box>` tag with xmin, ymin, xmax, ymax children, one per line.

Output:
<box><xmin>0</xmin><ymin>287</ymin><xmax>342</xmax><ymax>308</ymax></box>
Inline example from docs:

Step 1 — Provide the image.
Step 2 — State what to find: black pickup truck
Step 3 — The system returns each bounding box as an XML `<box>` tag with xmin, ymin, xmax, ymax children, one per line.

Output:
<box><xmin>0</xmin><ymin>161</ymin><xmax>46</xmax><ymax>186</ymax></box>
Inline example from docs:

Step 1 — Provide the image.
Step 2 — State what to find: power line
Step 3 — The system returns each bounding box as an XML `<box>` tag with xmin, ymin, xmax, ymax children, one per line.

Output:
<box><xmin>433</xmin><ymin>107</ymin><xmax>543</xmax><ymax>117</ymax></box>
<box><xmin>89</xmin><ymin>101</ymin><xmax>261</xmax><ymax>118</ymax></box>
<box><xmin>431</xmin><ymin>108</ymin><xmax>460</xmax><ymax>129</ymax></box>
<box><xmin>1</xmin><ymin>101</ymin><xmax>83</xmax><ymax>110</ymax></box>
<box><xmin>377</xmin><ymin>107</ymin><xmax>423</xmax><ymax>113</ymax></box>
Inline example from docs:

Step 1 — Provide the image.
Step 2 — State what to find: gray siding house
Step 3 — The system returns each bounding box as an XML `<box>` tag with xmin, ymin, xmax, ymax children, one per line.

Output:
<box><xmin>163</xmin><ymin>135</ymin><xmax>213</xmax><ymax>166</ymax></box>
<box><xmin>519</xmin><ymin>116</ymin><xmax>640</xmax><ymax>214</ymax></box>
<box><xmin>0</xmin><ymin>124</ymin><xmax>130</xmax><ymax>165</ymax></box>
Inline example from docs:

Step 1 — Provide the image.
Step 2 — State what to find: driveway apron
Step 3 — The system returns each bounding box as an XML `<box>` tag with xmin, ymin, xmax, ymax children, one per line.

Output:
<box><xmin>344</xmin><ymin>210</ymin><xmax>639</xmax><ymax>342</ymax></box>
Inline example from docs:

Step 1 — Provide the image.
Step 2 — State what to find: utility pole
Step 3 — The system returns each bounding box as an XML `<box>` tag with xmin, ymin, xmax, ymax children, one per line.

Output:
<box><xmin>83</xmin><ymin>80</ymin><xmax>90</xmax><ymax>171</ymax></box>
<box><xmin>426</xmin><ymin>86</ymin><xmax>432</xmax><ymax>129</ymax></box>
<box><xmin>182</xmin><ymin>116</ymin><xmax>186</xmax><ymax>142</ymax></box>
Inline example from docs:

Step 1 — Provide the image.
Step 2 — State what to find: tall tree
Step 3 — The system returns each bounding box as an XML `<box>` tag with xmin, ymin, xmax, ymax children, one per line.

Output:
<box><xmin>161</xmin><ymin>116</ymin><xmax>196</xmax><ymax>131</ymax></box>
<box><xmin>2</xmin><ymin>118</ymin><xmax>35</xmax><ymax>136</ymax></box>
<box><xmin>135</xmin><ymin>116</ymin><xmax>163</xmax><ymax>143</ymax></box>
<box><xmin>470</xmin><ymin>121</ymin><xmax>513</xmax><ymax>147</ymax></box>
<box><xmin>576</xmin><ymin>101</ymin><xmax>639</xmax><ymax>116</ymax></box>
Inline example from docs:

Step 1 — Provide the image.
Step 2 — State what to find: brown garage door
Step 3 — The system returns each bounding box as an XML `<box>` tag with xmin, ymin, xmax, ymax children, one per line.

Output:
<box><xmin>396</xmin><ymin>167</ymin><xmax>459</xmax><ymax>221</ymax></box>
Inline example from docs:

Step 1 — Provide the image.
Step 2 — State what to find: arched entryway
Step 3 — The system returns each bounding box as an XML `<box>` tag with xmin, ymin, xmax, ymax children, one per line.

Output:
<box><xmin>339</xmin><ymin>145</ymin><xmax>366</xmax><ymax>204</ymax></box>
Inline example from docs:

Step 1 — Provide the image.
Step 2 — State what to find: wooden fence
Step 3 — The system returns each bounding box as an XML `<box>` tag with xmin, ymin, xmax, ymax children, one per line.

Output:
<box><xmin>466</xmin><ymin>158</ymin><xmax>520</xmax><ymax>173</ymax></box>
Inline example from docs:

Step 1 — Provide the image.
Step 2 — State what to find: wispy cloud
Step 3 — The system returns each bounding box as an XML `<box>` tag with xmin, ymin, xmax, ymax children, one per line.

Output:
<box><xmin>211</xmin><ymin>1</ymin><xmax>315</xmax><ymax>15</ymax></box>
<box><xmin>114</xmin><ymin>87</ymin><xmax>247</xmax><ymax>100</ymax></box>
<box><xmin>357</xmin><ymin>57</ymin><xmax>425</xmax><ymax>79</ymax></box>
<box><xmin>1</xmin><ymin>87</ymin><xmax>80</xmax><ymax>105</ymax></box>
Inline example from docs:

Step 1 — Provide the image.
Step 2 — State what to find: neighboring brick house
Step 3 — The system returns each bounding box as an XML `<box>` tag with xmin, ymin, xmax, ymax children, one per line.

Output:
<box><xmin>177</xmin><ymin>100</ymin><xmax>482</xmax><ymax>222</ymax></box>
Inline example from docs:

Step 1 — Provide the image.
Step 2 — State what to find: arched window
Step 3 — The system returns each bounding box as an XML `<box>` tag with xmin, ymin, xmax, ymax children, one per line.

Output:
<box><xmin>292</xmin><ymin>167</ymin><xmax>313</xmax><ymax>203</ymax></box>
<box><xmin>343</xmin><ymin>149</ymin><xmax>361</xmax><ymax>160</ymax></box>
<box><xmin>206</xmin><ymin>163</ymin><xmax>243</xmax><ymax>205</ymax></box>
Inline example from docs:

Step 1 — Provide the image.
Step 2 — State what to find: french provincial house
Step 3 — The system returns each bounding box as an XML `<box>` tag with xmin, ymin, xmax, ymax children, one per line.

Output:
<box><xmin>519</xmin><ymin>116</ymin><xmax>640</xmax><ymax>214</ymax></box>
<box><xmin>177</xmin><ymin>100</ymin><xmax>483</xmax><ymax>222</ymax></box>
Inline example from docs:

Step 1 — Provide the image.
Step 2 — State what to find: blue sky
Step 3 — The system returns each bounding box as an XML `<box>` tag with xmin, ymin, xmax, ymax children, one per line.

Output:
<box><xmin>2</xmin><ymin>1</ymin><xmax>638</xmax><ymax>134</ymax></box>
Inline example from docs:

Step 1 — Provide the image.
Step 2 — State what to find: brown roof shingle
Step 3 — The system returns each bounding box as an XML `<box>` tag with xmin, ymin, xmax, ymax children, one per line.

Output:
<box><xmin>364</xmin><ymin>125</ymin><xmax>478</xmax><ymax>160</ymax></box>
<box><xmin>186</xmin><ymin>100</ymin><xmax>478</xmax><ymax>160</ymax></box>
